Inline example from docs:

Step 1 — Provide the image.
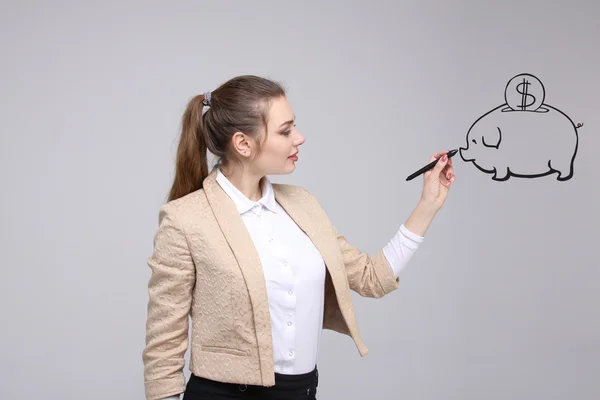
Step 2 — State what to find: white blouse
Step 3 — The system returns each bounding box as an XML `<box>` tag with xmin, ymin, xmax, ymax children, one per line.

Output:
<box><xmin>160</xmin><ymin>169</ymin><xmax>424</xmax><ymax>399</ymax></box>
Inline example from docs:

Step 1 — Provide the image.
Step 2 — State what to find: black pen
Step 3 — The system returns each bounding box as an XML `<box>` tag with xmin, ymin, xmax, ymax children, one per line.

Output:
<box><xmin>406</xmin><ymin>149</ymin><xmax>458</xmax><ymax>181</ymax></box>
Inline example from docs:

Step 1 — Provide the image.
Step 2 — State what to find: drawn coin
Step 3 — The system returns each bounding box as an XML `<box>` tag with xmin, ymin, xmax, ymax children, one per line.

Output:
<box><xmin>504</xmin><ymin>73</ymin><xmax>545</xmax><ymax>111</ymax></box>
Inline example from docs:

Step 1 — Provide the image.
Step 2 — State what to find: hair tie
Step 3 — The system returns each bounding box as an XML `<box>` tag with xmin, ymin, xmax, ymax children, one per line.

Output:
<box><xmin>202</xmin><ymin>91</ymin><xmax>212</xmax><ymax>106</ymax></box>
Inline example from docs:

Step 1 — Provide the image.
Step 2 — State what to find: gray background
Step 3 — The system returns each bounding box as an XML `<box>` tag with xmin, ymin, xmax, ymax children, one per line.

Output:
<box><xmin>1</xmin><ymin>1</ymin><xmax>598</xmax><ymax>399</ymax></box>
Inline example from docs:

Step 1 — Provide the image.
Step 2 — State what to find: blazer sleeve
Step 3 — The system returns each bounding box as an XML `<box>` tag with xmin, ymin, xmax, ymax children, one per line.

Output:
<box><xmin>335</xmin><ymin>227</ymin><xmax>400</xmax><ymax>298</ymax></box>
<box><xmin>142</xmin><ymin>204</ymin><xmax>196</xmax><ymax>400</ymax></box>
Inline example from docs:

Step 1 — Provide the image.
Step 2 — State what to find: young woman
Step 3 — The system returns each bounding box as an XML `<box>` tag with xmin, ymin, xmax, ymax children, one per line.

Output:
<box><xmin>142</xmin><ymin>75</ymin><xmax>455</xmax><ymax>400</ymax></box>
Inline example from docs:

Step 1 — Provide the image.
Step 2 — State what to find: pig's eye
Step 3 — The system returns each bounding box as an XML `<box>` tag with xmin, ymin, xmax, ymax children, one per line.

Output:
<box><xmin>472</xmin><ymin>139</ymin><xmax>477</xmax><ymax>144</ymax></box>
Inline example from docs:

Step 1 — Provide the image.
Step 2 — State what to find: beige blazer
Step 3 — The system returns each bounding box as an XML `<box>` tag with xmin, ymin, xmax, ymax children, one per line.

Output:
<box><xmin>143</xmin><ymin>168</ymin><xmax>400</xmax><ymax>399</ymax></box>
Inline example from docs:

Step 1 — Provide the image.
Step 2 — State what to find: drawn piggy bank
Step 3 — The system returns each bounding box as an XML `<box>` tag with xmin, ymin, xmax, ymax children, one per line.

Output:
<box><xmin>459</xmin><ymin>104</ymin><xmax>582</xmax><ymax>181</ymax></box>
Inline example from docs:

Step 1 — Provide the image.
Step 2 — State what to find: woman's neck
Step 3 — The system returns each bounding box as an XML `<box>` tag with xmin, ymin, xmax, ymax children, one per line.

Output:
<box><xmin>220</xmin><ymin>166</ymin><xmax>264</xmax><ymax>202</ymax></box>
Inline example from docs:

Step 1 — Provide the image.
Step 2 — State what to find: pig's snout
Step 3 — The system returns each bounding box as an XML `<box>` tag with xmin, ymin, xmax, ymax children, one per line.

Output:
<box><xmin>459</xmin><ymin>147</ymin><xmax>474</xmax><ymax>162</ymax></box>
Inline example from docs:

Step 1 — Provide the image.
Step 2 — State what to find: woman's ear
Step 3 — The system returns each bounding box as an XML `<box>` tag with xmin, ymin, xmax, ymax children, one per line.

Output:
<box><xmin>231</xmin><ymin>131</ymin><xmax>251</xmax><ymax>156</ymax></box>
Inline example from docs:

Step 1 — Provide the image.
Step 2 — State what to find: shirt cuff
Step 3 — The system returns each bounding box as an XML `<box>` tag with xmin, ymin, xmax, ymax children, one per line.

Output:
<box><xmin>399</xmin><ymin>224</ymin><xmax>424</xmax><ymax>246</ymax></box>
<box><xmin>382</xmin><ymin>224</ymin><xmax>424</xmax><ymax>278</ymax></box>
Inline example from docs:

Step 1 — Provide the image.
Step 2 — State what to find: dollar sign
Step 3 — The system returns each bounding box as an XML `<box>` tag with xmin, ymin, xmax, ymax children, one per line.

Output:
<box><xmin>516</xmin><ymin>78</ymin><xmax>536</xmax><ymax>110</ymax></box>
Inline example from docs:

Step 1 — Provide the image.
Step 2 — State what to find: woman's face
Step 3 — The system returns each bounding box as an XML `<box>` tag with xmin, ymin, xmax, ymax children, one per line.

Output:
<box><xmin>250</xmin><ymin>95</ymin><xmax>305</xmax><ymax>176</ymax></box>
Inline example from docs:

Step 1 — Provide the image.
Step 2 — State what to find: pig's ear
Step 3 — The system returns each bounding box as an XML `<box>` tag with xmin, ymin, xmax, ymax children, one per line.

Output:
<box><xmin>482</xmin><ymin>126</ymin><xmax>502</xmax><ymax>149</ymax></box>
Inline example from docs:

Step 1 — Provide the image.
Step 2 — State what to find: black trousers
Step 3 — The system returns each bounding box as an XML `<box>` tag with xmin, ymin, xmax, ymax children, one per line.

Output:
<box><xmin>182</xmin><ymin>366</ymin><xmax>318</xmax><ymax>400</ymax></box>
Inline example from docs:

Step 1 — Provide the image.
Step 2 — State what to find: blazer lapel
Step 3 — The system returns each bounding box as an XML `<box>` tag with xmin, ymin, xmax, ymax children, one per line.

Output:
<box><xmin>273</xmin><ymin>184</ymin><xmax>350</xmax><ymax>295</ymax></box>
<box><xmin>202</xmin><ymin>169</ymin><xmax>274</xmax><ymax>373</ymax></box>
<box><xmin>273</xmin><ymin>185</ymin><xmax>367</xmax><ymax>354</ymax></box>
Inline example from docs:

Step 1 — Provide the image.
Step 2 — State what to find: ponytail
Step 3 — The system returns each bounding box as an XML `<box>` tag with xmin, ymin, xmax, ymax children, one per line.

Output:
<box><xmin>167</xmin><ymin>94</ymin><xmax>210</xmax><ymax>202</ymax></box>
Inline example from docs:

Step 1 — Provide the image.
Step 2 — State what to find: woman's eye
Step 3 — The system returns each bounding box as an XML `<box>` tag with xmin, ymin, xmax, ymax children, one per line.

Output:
<box><xmin>283</xmin><ymin>123</ymin><xmax>296</xmax><ymax>135</ymax></box>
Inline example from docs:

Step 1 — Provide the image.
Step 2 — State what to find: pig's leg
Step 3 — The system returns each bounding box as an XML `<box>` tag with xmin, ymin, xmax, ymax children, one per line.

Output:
<box><xmin>549</xmin><ymin>158</ymin><xmax>574</xmax><ymax>181</ymax></box>
<box><xmin>492</xmin><ymin>166</ymin><xmax>510</xmax><ymax>181</ymax></box>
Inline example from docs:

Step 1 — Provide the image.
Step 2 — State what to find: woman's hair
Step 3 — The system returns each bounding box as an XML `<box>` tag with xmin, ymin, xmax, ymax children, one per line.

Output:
<box><xmin>167</xmin><ymin>75</ymin><xmax>286</xmax><ymax>202</ymax></box>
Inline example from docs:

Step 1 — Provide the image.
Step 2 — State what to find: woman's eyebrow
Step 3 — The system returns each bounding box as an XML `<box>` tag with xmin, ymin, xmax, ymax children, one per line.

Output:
<box><xmin>278</xmin><ymin>115</ymin><xmax>296</xmax><ymax>128</ymax></box>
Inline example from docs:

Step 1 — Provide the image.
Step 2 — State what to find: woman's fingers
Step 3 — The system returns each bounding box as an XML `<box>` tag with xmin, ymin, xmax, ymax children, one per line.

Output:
<box><xmin>428</xmin><ymin>150</ymin><xmax>449</xmax><ymax>163</ymax></box>
<box><xmin>442</xmin><ymin>164</ymin><xmax>455</xmax><ymax>186</ymax></box>
<box><xmin>424</xmin><ymin>150</ymin><xmax>453</xmax><ymax>182</ymax></box>
<box><xmin>430</xmin><ymin>152</ymin><xmax>449</xmax><ymax>178</ymax></box>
